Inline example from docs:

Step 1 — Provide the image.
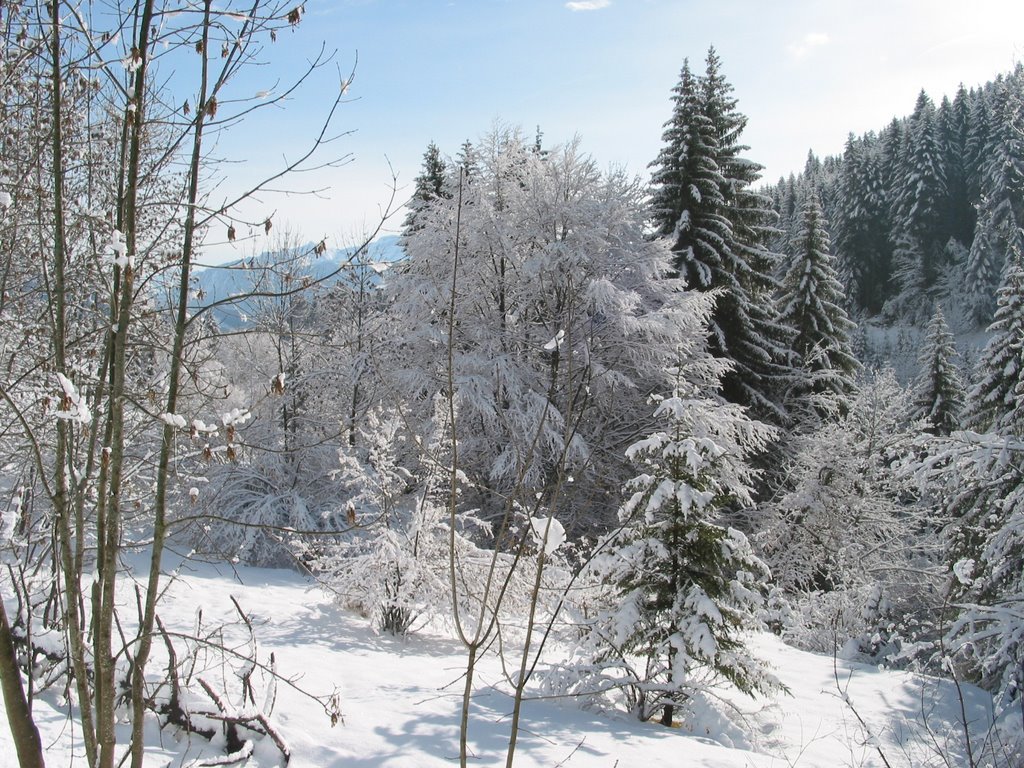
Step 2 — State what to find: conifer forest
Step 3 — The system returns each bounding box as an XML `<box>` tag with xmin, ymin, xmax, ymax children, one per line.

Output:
<box><xmin>0</xmin><ymin>2</ymin><xmax>1023</xmax><ymax>766</ymax></box>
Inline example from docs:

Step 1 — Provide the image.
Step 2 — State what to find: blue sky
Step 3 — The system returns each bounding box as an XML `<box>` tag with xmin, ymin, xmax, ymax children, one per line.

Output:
<box><xmin>203</xmin><ymin>0</ymin><xmax>1024</xmax><ymax>261</ymax></box>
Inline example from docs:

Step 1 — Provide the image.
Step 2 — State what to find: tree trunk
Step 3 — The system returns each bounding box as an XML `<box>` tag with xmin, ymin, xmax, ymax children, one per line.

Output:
<box><xmin>0</xmin><ymin>598</ymin><xmax>45</xmax><ymax>768</ymax></box>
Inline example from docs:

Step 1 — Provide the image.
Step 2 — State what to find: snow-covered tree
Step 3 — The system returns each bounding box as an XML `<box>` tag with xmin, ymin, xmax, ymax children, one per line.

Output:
<box><xmin>404</xmin><ymin>141</ymin><xmax>449</xmax><ymax>232</ymax></box>
<box><xmin>390</xmin><ymin>128</ymin><xmax>709</xmax><ymax>525</ymax></box>
<box><xmin>762</xmin><ymin>370</ymin><xmax>940</xmax><ymax>654</ymax></box>
<box><xmin>559</xmin><ymin>370</ymin><xmax>779</xmax><ymax>726</ymax></box>
<box><xmin>778</xmin><ymin>192</ymin><xmax>859</xmax><ymax>415</ymax></box>
<box><xmin>966</xmin><ymin>261</ymin><xmax>1024</xmax><ymax>433</ymax></box>
<box><xmin>982</xmin><ymin>73</ymin><xmax>1024</xmax><ymax>253</ymax></box>
<box><xmin>649</xmin><ymin>51</ymin><xmax>793</xmax><ymax>426</ymax></box>
<box><xmin>911</xmin><ymin>305</ymin><xmax>965</xmax><ymax>435</ymax></box>
<box><xmin>919</xmin><ymin>429</ymin><xmax>1024</xmax><ymax>757</ymax></box>
<box><xmin>893</xmin><ymin>91</ymin><xmax>948</xmax><ymax>292</ymax></box>
<box><xmin>834</xmin><ymin>134</ymin><xmax>894</xmax><ymax>313</ymax></box>
<box><xmin>963</xmin><ymin>205</ymin><xmax>1003</xmax><ymax>325</ymax></box>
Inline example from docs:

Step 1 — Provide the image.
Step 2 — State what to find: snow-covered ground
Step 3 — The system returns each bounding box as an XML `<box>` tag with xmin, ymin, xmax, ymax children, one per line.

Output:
<box><xmin>2</xmin><ymin>557</ymin><xmax>994</xmax><ymax>767</ymax></box>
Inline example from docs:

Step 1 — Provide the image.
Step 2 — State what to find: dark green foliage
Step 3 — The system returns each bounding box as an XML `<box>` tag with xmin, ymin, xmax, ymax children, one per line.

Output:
<box><xmin>779</xmin><ymin>192</ymin><xmax>859</xmax><ymax>410</ymax></box>
<box><xmin>835</xmin><ymin>134</ymin><xmax>894</xmax><ymax>312</ymax></box>
<box><xmin>582</xmin><ymin>389</ymin><xmax>779</xmax><ymax>724</ymax></box>
<box><xmin>911</xmin><ymin>305</ymin><xmax>965</xmax><ymax>435</ymax></box>
<box><xmin>939</xmin><ymin>86</ymin><xmax>977</xmax><ymax>248</ymax></box>
<box><xmin>404</xmin><ymin>141</ymin><xmax>448</xmax><ymax>232</ymax></box>
<box><xmin>650</xmin><ymin>50</ymin><xmax>793</xmax><ymax>425</ymax></box>
<box><xmin>768</xmin><ymin>67</ymin><xmax>1024</xmax><ymax>325</ymax></box>
<box><xmin>966</xmin><ymin>261</ymin><xmax>1024</xmax><ymax>433</ymax></box>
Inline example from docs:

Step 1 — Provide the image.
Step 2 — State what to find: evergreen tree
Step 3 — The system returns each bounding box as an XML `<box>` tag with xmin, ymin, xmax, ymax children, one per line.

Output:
<box><xmin>966</xmin><ymin>260</ymin><xmax>1024</xmax><ymax>433</ymax></box>
<box><xmin>650</xmin><ymin>50</ymin><xmax>792</xmax><ymax>425</ymax></box>
<box><xmin>835</xmin><ymin>133</ymin><xmax>894</xmax><ymax>313</ymax></box>
<box><xmin>965</xmin><ymin>86</ymin><xmax>992</xmax><ymax>201</ymax></box>
<box><xmin>890</xmin><ymin>91</ymin><xmax>948</xmax><ymax>317</ymax></box>
<box><xmin>403</xmin><ymin>141</ymin><xmax>448</xmax><ymax>232</ymax></box>
<box><xmin>779</xmin><ymin>192</ymin><xmax>859</xmax><ymax>412</ymax></box>
<box><xmin>939</xmin><ymin>86</ymin><xmax>976</xmax><ymax>247</ymax></box>
<box><xmin>980</xmin><ymin>73</ymin><xmax>1024</xmax><ymax>266</ymax></box>
<box><xmin>911</xmin><ymin>305</ymin><xmax>965</xmax><ymax>435</ymax></box>
<box><xmin>770</xmin><ymin>173</ymin><xmax>801</xmax><ymax>258</ymax></box>
<box><xmin>456</xmin><ymin>138</ymin><xmax>480</xmax><ymax>179</ymax></box>
<box><xmin>567</xmin><ymin>376</ymin><xmax>779</xmax><ymax>725</ymax></box>
<box><xmin>964</xmin><ymin>205</ymin><xmax>1002</xmax><ymax>325</ymax></box>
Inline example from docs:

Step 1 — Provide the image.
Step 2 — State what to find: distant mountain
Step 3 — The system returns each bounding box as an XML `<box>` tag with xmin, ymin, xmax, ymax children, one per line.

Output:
<box><xmin>191</xmin><ymin>235</ymin><xmax>404</xmax><ymax>328</ymax></box>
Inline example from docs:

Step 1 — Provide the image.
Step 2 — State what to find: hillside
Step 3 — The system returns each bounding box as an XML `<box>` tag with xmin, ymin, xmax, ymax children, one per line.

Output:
<box><xmin>191</xmin><ymin>235</ymin><xmax>404</xmax><ymax>328</ymax></box>
<box><xmin>0</xmin><ymin>556</ymin><xmax>996</xmax><ymax>768</ymax></box>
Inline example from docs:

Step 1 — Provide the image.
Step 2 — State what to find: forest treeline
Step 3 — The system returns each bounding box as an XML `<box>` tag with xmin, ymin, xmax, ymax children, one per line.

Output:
<box><xmin>768</xmin><ymin>64</ymin><xmax>1024</xmax><ymax>325</ymax></box>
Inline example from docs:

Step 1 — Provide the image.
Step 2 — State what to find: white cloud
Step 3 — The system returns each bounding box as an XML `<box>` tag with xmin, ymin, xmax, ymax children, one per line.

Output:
<box><xmin>787</xmin><ymin>31</ymin><xmax>831</xmax><ymax>60</ymax></box>
<box><xmin>565</xmin><ymin>0</ymin><xmax>611</xmax><ymax>11</ymax></box>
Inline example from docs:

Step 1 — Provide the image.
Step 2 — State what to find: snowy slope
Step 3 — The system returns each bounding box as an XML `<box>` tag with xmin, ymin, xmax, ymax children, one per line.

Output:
<box><xmin>1</xmin><ymin>558</ymin><xmax>994</xmax><ymax>767</ymax></box>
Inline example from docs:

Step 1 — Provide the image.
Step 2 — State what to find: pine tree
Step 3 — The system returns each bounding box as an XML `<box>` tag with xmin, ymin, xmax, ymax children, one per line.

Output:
<box><xmin>966</xmin><ymin>260</ymin><xmax>1024</xmax><ymax>433</ymax></box>
<box><xmin>456</xmin><ymin>138</ymin><xmax>480</xmax><ymax>179</ymax></box>
<box><xmin>701</xmin><ymin>48</ymin><xmax>795</xmax><ymax>424</ymax></box>
<box><xmin>911</xmin><ymin>305</ymin><xmax>965</xmax><ymax>435</ymax></box>
<box><xmin>779</xmin><ymin>192</ymin><xmax>859</xmax><ymax>412</ymax></box>
<box><xmin>572</xmin><ymin>377</ymin><xmax>779</xmax><ymax>725</ymax></box>
<box><xmin>649</xmin><ymin>50</ymin><xmax>792</xmax><ymax>425</ymax></box>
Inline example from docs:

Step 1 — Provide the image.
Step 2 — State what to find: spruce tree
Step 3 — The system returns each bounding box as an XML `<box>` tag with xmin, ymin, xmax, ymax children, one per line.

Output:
<box><xmin>890</xmin><ymin>91</ymin><xmax>948</xmax><ymax>318</ymax></box>
<box><xmin>940</xmin><ymin>86</ymin><xmax>976</xmax><ymax>247</ymax></box>
<box><xmin>575</xmin><ymin>378</ymin><xmax>779</xmax><ymax>725</ymax></box>
<box><xmin>965</xmin><ymin>87</ymin><xmax>992</xmax><ymax>201</ymax></box>
<box><xmin>980</xmin><ymin>74</ymin><xmax>1024</xmax><ymax>265</ymax></box>
<box><xmin>911</xmin><ymin>305</ymin><xmax>965</xmax><ymax>435</ymax></box>
<box><xmin>650</xmin><ymin>50</ymin><xmax>793</xmax><ymax>425</ymax></box>
<box><xmin>403</xmin><ymin>141</ymin><xmax>448</xmax><ymax>232</ymax></box>
<box><xmin>702</xmin><ymin>48</ymin><xmax>795</xmax><ymax>425</ymax></box>
<box><xmin>964</xmin><ymin>205</ymin><xmax>1001</xmax><ymax>326</ymax></box>
<box><xmin>779</xmin><ymin>192</ymin><xmax>859</xmax><ymax>411</ymax></box>
<box><xmin>835</xmin><ymin>133</ymin><xmax>894</xmax><ymax>314</ymax></box>
<box><xmin>966</xmin><ymin>260</ymin><xmax>1024</xmax><ymax>433</ymax></box>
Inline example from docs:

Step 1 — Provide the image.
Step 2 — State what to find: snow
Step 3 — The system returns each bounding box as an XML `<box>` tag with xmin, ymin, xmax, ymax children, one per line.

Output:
<box><xmin>55</xmin><ymin>371</ymin><xmax>92</xmax><ymax>424</ymax></box>
<box><xmin>529</xmin><ymin>515</ymin><xmax>565</xmax><ymax>554</ymax></box>
<box><xmin>953</xmin><ymin>557</ymin><xmax>976</xmax><ymax>585</ymax></box>
<box><xmin>1</xmin><ymin>556</ymin><xmax>995</xmax><ymax>767</ymax></box>
<box><xmin>222</xmin><ymin>407</ymin><xmax>252</xmax><ymax>426</ymax></box>
<box><xmin>160</xmin><ymin>412</ymin><xmax>188</xmax><ymax>429</ymax></box>
<box><xmin>543</xmin><ymin>328</ymin><xmax>565</xmax><ymax>351</ymax></box>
